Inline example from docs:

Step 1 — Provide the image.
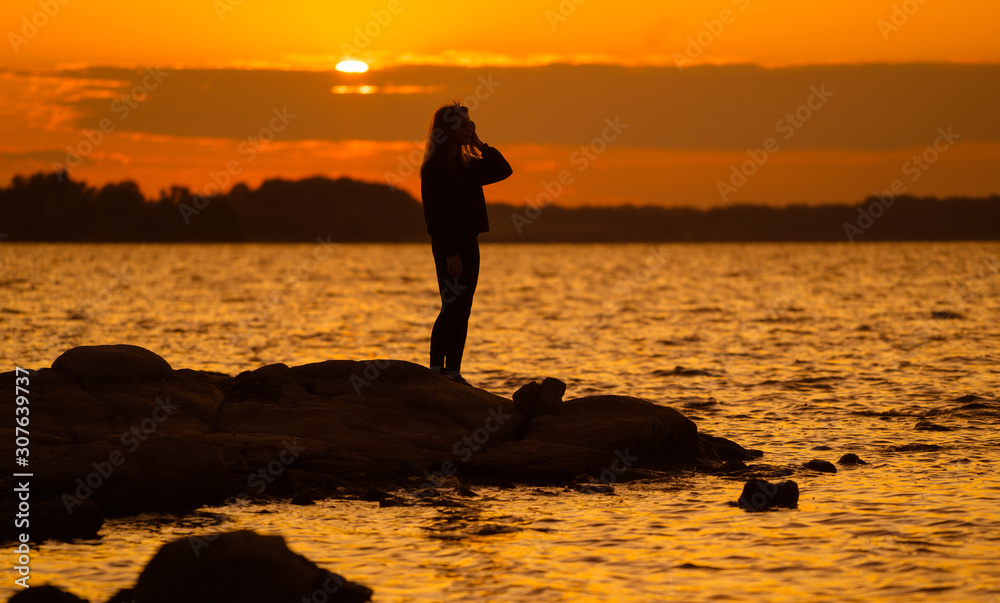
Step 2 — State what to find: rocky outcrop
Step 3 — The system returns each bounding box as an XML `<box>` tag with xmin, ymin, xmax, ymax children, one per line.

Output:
<box><xmin>0</xmin><ymin>345</ymin><xmax>758</xmax><ymax>541</ymax></box>
<box><xmin>11</xmin><ymin>530</ymin><xmax>372</xmax><ymax>603</ymax></box>
<box><xmin>803</xmin><ymin>459</ymin><xmax>837</xmax><ymax>473</ymax></box>
<box><xmin>464</xmin><ymin>395</ymin><xmax>702</xmax><ymax>482</ymax></box>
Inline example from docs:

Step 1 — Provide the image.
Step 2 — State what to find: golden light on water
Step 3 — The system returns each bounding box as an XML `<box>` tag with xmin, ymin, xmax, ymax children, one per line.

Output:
<box><xmin>335</xmin><ymin>60</ymin><xmax>370</xmax><ymax>73</ymax></box>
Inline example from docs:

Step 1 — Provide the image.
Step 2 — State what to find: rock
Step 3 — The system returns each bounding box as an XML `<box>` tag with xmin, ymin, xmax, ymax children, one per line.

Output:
<box><xmin>697</xmin><ymin>433</ymin><xmax>763</xmax><ymax>463</ymax></box>
<box><xmin>226</xmin><ymin>363</ymin><xmax>308</xmax><ymax>406</ymax></box>
<box><xmin>654</xmin><ymin>366</ymin><xmax>714</xmax><ymax>377</ymax></box>
<box><xmin>31</xmin><ymin>434</ymin><xmax>239</xmax><ymax>518</ymax></box>
<box><xmin>465</xmin><ymin>395</ymin><xmax>699</xmax><ymax>482</ymax></box>
<box><xmin>737</xmin><ymin>478</ymin><xmax>799</xmax><ymax>511</ymax></box>
<box><xmin>107</xmin><ymin>530</ymin><xmax>372</xmax><ymax>603</ymax></box>
<box><xmin>716</xmin><ymin>459</ymin><xmax>749</xmax><ymax>473</ymax></box>
<box><xmin>52</xmin><ymin>344</ymin><xmax>174</xmax><ymax>383</ymax></box>
<box><xmin>356</xmin><ymin>489</ymin><xmax>392</xmax><ymax>502</ymax></box>
<box><xmin>882</xmin><ymin>443</ymin><xmax>943</xmax><ymax>453</ymax></box>
<box><xmin>378</xmin><ymin>496</ymin><xmax>410</xmax><ymax>508</ymax></box>
<box><xmin>837</xmin><ymin>453</ymin><xmax>867</xmax><ymax>465</ymax></box>
<box><xmin>571</xmin><ymin>482</ymin><xmax>615</xmax><ymax>494</ymax></box>
<box><xmin>0</xmin><ymin>496</ymin><xmax>103</xmax><ymax>543</ymax></box>
<box><xmin>512</xmin><ymin>377</ymin><xmax>566</xmax><ymax>416</ymax></box>
<box><xmin>952</xmin><ymin>394</ymin><xmax>985</xmax><ymax>403</ymax></box>
<box><xmin>803</xmin><ymin>459</ymin><xmax>837</xmax><ymax>473</ymax></box>
<box><xmin>682</xmin><ymin>397</ymin><xmax>720</xmax><ymax>409</ymax></box>
<box><xmin>512</xmin><ymin>381</ymin><xmax>541</xmax><ymax>415</ymax></box>
<box><xmin>0</xmin><ymin>344</ymin><xmax>757</xmax><ymax>522</ymax></box>
<box><xmin>930</xmin><ymin>310</ymin><xmax>963</xmax><ymax>320</ymax></box>
<box><xmin>914</xmin><ymin>421</ymin><xmax>953</xmax><ymax>431</ymax></box>
<box><xmin>7</xmin><ymin>585</ymin><xmax>88</xmax><ymax>602</ymax></box>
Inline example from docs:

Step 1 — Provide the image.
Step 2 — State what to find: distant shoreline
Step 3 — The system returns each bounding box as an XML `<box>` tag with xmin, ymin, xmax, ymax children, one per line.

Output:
<box><xmin>3</xmin><ymin>171</ymin><xmax>998</xmax><ymax>243</ymax></box>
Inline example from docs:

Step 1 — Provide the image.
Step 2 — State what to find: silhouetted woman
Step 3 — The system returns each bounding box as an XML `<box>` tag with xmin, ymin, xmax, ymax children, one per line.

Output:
<box><xmin>420</xmin><ymin>102</ymin><xmax>512</xmax><ymax>385</ymax></box>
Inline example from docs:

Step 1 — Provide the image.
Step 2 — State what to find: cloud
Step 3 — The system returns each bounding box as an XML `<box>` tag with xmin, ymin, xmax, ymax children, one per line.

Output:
<box><xmin>12</xmin><ymin>63</ymin><xmax>1000</xmax><ymax>153</ymax></box>
<box><xmin>0</xmin><ymin>150</ymin><xmax>71</xmax><ymax>162</ymax></box>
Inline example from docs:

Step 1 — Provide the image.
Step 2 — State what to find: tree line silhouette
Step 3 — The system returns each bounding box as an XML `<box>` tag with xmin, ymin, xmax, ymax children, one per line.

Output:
<box><xmin>2</xmin><ymin>171</ymin><xmax>997</xmax><ymax>242</ymax></box>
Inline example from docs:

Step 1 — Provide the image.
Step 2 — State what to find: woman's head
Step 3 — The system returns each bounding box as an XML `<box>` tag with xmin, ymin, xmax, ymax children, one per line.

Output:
<box><xmin>422</xmin><ymin>101</ymin><xmax>481</xmax><ymax>175</ymax></box>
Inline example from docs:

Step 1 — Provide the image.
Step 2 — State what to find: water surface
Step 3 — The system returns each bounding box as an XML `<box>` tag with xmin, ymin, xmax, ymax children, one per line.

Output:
<box><xmin>2</xmin><ymin>242</ymin><xmax>999</xmax><ymax>601</ymax></box>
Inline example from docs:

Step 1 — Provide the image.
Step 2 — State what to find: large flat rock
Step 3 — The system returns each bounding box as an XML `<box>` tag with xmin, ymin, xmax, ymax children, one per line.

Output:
<box><xmin>0</xmin><ymin>344</ymin><xmax>756</xmax><ymax>541</ymax></box>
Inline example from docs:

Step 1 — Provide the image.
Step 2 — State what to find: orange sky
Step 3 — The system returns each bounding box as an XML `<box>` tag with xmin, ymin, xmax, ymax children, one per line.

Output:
<box><xmin>2</xmin><ymin>0</ymin><xmax>998</xmax><ymax>207</ymax></box>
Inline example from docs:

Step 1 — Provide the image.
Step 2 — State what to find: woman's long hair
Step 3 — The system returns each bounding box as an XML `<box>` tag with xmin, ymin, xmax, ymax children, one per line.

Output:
<box><xmin>420</xmin><ymin>101</ymin><xmax>481</xmax><ymax>177</ymax></box>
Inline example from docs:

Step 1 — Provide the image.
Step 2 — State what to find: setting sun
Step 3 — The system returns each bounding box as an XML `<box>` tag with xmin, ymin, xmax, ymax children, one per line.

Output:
<box><xmin>336</xmin><ymin>59</ymin><xmax>370</xmax><ymax>73</ymax></box>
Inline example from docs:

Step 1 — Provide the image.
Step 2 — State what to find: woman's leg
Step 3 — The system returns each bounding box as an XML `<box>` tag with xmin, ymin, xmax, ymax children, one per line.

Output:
<box><xmin>429</xmin><ymin>238</ymin><xmax>480</xmax><ymax>372</ymax></box>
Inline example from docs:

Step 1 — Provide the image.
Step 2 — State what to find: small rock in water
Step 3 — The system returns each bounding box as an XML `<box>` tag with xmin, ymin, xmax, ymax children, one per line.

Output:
<box><xmin>662</xmin><ymin>365</ymin><xmax>713</xmax><ymax>377</ymax></box>
<box><xmin>883</xmin><ymin>443</ymin><xmax>943</xmax><ymax>453</ymax></box>
<box><xmin>715</xmin><ymin>459</ymin><xmax>749</xmax><ymax>473</ymax></box>
<box><xmin>803</xmin><ymin>459</ymin><xmax>837</xmax><ymax>473</ymax></box>
<box><xmin>914</xmin><ymin>421</ymin><xmax>953</xmax><ymax>431</ymax></box>
<box><xmin>931</xmin><ymin>310</ymin><xmax>963</xmax><ymax>320</ymax></box>
<box><xmin>571</xmin><ymin>482</ymin><xmax>615</xmax><ymax>494</ymax></box>
<box><xmin>952</xmin><ymin>394</ymin><xmax>985</xmax><ymax>403</ymax></box>
<box><xmin>837</xmin><ymin>453</ymin><xmax>867</xmax><ymax>465</ymax></box>
<box><xmin>811</xmin><ymin>445</ymin><xmax>833</xmax><ymax>451</ymax></box>
<box><xmin>378</xmin><ymin>496</ymin><xmax>410</xmax><ymax>508</ymax></box>
<box><xmin>290</xmin><ymin>493</ymin><xmax>317</xmax><ymax>506</ymax></box>
<box><xmin>357</xmin><ymin>489</ymin><xmax>392</xmax><ymax>502</ymax></box>
<box><xmin>107</xmin><ymin>530</ymin><xmax>373</xmax><ymax>602</ymax></box>
<box><xmin>429</xmin><ymin>474</ymin><xmax>462</xmax><ymax>488</ymax></box>
<box><xmin>737</xmin><ymin>478</ymin><xmax>799</xmax><ymax>511</ymax></box>
<box><xmin>473</xmin><ymin>524</ymin><xmax>521</xmax><ymax>536</ymax></box>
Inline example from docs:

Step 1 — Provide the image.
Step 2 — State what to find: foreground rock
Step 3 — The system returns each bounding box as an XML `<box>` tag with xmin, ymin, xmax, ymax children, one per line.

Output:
<box><xmin>737</xmin><ymin>478</ymin><xmax>800</xmax><ymax>511</ymax></box>
<box><xmin>9</xmin><ymin>530</ymin><xmax>372</xmax><ymax>603</ymax></box>
<box><xmin>0</xmin><ymin>345</ymin><xmax>758</xmax><ymax>540</ymax></box>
